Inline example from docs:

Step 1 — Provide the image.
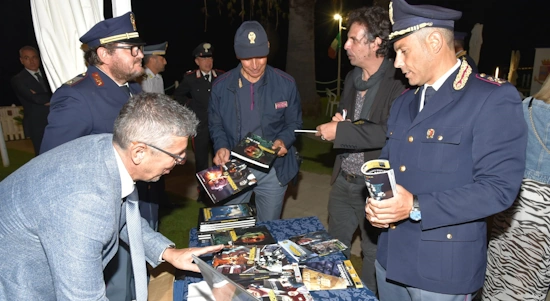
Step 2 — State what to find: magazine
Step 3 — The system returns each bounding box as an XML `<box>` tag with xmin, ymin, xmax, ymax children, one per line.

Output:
<box><xmin>288</xmin><ymin>231</ymin><xmax>347</xmax><ymax>257</ymax></box>
<box><xmin>196</xmin><ymin>159</ymin><xmax>257</xmax><ymax>204</ymax></box>
<box><xmin>211</xmin><ymin>225</ymin><xmax>276</xmax><ymax>246</ymax></box>
<box><xmin>198</xmin><ymin>204</ymin><xmax>256</xmax><ymax>232</ymax></box>
<box><xmin>230</xmin><ymin>132</ymin><xmax>279</xmax><ymax>169</ymax></box>
<box><xmin>299</xmin><ymin>260</ymin><xmax>364</xmax><ymax>290</ymax></box>
<box><xmin>360</xmin><ymin>159</ymin><xmax>398</xmax><ymax>201</ymax></box>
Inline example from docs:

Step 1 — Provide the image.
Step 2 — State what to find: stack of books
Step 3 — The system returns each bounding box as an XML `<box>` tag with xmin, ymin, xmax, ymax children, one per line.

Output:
<box><xmin>210</xmin><ymin>225</ymin><xmax>276</xmax><ymax>246</ymax></box>
<box><xmin>197</xmin><ymin>204</ymin><xmax>257</xmax><ymax>241</ymax></box>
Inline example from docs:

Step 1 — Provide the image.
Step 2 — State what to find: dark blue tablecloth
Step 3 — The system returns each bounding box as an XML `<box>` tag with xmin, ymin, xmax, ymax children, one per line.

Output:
<box><xmin>174</xmin><ymin>216</ymin><xmax>378</xmax><ymax>300</ymax></box>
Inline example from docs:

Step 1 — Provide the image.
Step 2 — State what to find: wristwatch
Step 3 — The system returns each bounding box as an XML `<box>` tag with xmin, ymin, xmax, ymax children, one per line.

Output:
<box><xmin>409</xmin><ymin>195</ymin><xmax>421</xmax><ymax>221</ymax></box>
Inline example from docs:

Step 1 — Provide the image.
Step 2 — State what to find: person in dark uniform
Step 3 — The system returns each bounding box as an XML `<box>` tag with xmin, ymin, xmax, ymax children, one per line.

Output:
<box><xmin>39</xmin><ymin>12</ymin><xmax>147</xmax><ymax>301</ymax></box>
<box><xmin>365</xmin><ymin>0</ymin><xmax>526</xmax><ymax>300</ymax></box>
<box><xmin>454</xmin><ymin>31</ymin><xmax>478</xmax><ymax>73</ymax></box>
<box><xmin>174</xmin><ymin>42</ymin><xmax>223</xmax><ymax>203</ymax></box>
<box><xmin>11</xmin><ymin>46</ymin><xmax>51</xmax><ymax>155</ymax></box>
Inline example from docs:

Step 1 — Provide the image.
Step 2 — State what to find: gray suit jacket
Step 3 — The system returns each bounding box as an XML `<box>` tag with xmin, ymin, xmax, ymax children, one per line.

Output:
<box><xmin>0</xmin><ymin>134</ymin><xmax>173</xmax><ymax>300</ymax></box>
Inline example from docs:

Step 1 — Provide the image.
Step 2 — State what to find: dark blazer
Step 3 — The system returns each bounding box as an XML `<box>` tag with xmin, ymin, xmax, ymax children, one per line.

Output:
<box><xmin>377</xmin><ymin>61</ymin><xmax>527</xmax><ymax>294</ymax></box>
<box><xmin>330</xmin><ymin>61</ymin><xmax>407</xmax><ymax>184</ymax></box>
<box><xmin>40</xmin><ymin>65</ymin><xmax>141</xmax><ymax>154</ymax></box>
<box><xmin>11</xmin><ymin>68</ymin><xmax>51</xmax><ymax>154</ymax></box>
<box><xmin>174</xmin><ymin>69</ymin><xmax>223</xmax><ymax>124</ymax></box>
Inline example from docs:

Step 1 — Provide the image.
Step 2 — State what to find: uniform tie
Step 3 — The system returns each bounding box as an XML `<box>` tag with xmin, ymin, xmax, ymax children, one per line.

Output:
<box><xmin>203</xmin><ymin>74</ymin><xmax>210</xmax><ymax>82</ymax></box>
<box><xmin>126</xmin><ymin>187</ymin><xmax>148</xmax><ymax>301</ymax></box>
<box><xmin>423</xmin><ymin>86</ymin><xmax>436</xmax><ymax>108</ymax></box>
<box><xmin>34</xmin><ymin>72</ymin><xmax>47</xmax><ymax>91</ymax></box>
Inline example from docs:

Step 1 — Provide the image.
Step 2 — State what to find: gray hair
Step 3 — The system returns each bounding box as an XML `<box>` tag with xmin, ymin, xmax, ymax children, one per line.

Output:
<box><xmin>415</xmin><ymin>27</ymin><xmax>454</xmax><ymax>49</ymax></box>
<box><xmin>113</xmin><ymin>92</ymin><xmax>198</xmax><ymax>149</ymax></box>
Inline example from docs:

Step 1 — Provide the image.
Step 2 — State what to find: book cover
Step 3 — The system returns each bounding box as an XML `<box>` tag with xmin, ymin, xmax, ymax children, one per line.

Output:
<box><xmin>230</xmin><ymin>132</ymin><xmax>278</xmax><ymax>170</ymax></box>
<box><xmin>300</xmin><ymin>260</ymin><xmax>364</xmax><ymax>290</ymax></box>
<box><xmin>288</xmin><ymin>231</ymin><xmax>348</xmax><ymax>257</ymax></box>
<box><xmin>196</xmin><ymin>159</ymin><xmax>257</xmax><ymax>204</ymax></box>
<box><xmin>211</xmin><ymin>225</ymin><xmax>276</xmax><ymax>246</ymax></box>
<box><xmin>361</xmin><ymin>159</ymin><xmax>398</xmax><ymax>201</ymax></box>
<box><xmin>198</xmin><ymin>204</ymin><xmax>256</xmax><ymax>224</ymax></box>
<box><xmin>278</xmin><ymin>239</ymin><xmax>318</xmax><ymax>262</ymax></box>
<box><xmin>212</xmin><ymin>244</ymin><xmax>290</xmax><ymax>275</ymax></box>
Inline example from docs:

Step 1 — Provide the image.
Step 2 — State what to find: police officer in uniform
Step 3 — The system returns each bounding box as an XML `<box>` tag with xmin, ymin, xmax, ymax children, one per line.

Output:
<box><xmin>174</xmin><ymin>42</ymin><xmax>223</xmax><ymax>203</ymax></box>
<box><xmin>39</xmin><ymin>12</ymin><xmax>147</xmax><ymax>301</ymax></box>
<box><xmin>141</xmin><ymin>42</ymin><xmax>168</xmax><ymax>94</ymax></box>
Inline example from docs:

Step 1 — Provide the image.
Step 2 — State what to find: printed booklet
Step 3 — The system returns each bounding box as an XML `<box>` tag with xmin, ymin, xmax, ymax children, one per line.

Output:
<box><xmin>288</xmin><ymin>231</ymin><xmax>347</xmax><ymax>257</ymax></box>
<box><xmin>360</xmin><ymin>159</ymin><xmax>398</xmax><ymax>201</ymax></box>
<box><xmin>211</xmin><ymin>225</ymin><xmax>276</xmax><ymax>246</ymax></box>
<box><xmin>196</xmin><ymin>158</ymin><xmax>257</xmax><ymax>204</ymax></box>
<box><xmin>198</xmin><ymin>204</ymin><xmax>256</xmax><ymax>233</ymax></box>
<box><xmin>231</xmin><ymin>132</ymin><xmax>279</xmax><ymax>169</ymax></box>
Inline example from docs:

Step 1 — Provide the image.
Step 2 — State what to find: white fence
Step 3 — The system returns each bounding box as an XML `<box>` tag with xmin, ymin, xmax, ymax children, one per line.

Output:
<box><xmin>0</xmin><ymin>106</ymin><xmax>25</xmax><ymax>141</ymax></box>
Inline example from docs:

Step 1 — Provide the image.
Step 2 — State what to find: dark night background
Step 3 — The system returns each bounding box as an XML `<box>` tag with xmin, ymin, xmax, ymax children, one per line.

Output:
<box><xmin>1</xmin><ymin>0</ymin><xmax>549</xmax><ymax>106</ymax></box>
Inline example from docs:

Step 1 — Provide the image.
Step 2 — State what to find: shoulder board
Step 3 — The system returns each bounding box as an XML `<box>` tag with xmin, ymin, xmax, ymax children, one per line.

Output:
<box><xmin>475</xmin><ymin>73</ymin><xmax>507</xmax><ymax>86</ymax></box>
<box><xmin>185</xmin><ymin>69</ymin><xmax>195</xmax><ymax>75</ymax></box>
<box><xmin>64</xmin><ymin>73</ymin><xmax>86</xmax><ymax>86</ymax></box>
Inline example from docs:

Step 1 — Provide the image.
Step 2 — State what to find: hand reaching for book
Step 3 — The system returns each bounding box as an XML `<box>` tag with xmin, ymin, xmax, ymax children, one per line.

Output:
<box><xmin>213</xmin><ymin>148</ymin><xmax>230</xmax><ymax>165</ymax></box>
<box><xmin>273</xmin><ymin>139</ymin><xmax>287</xmax><ymax>156</ymax></box>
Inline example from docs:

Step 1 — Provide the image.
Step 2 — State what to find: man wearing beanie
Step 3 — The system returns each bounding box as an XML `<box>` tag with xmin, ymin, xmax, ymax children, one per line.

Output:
<box><xmin>208</xmin><ymin>21</ymin><xmax>302</xmax><ymax>221</ymax></box>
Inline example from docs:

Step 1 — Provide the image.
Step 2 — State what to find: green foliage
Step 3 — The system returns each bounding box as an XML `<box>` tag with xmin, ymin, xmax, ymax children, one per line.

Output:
<box><xmin>158</xmin><ymin>196</ymin><xmax>205</xmax><ymax>248</ymax></box>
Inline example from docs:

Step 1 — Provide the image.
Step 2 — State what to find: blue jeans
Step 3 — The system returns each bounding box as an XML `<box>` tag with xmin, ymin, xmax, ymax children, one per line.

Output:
<box><xmin>375</xmin><ymin>260</ymin><xmax>473</xmax><ymax>301</ymax></box>
<box><xmin>224</xmin><ymin>168</ymin><xmax>287</xmax><ymax>222</ymax></box>
<box><xmin>328</xmin><ymin>173</ymin><xmax>379</xmax><ymax>294</ymax></box>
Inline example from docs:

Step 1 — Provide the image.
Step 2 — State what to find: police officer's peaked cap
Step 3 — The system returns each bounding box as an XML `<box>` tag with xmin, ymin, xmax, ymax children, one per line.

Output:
<box><xmin>144</xmin><ymin>42</ymin><xmax>168</xmax><ymax>56</ymax></box>
<box><xmin>388</xmin><ymin>0</ymin><xmax>462</xmax><ymax>41</ymax></box>
<box><xmin>234</xmin><ymin>21</ymin><xmax>269</xmax><ymax>59</ymax></box>
<box><xmin>80</xmin><ymin>12</ymin><xmax>145</xmax><ymax>48</ymax></box>
<box><xmin>193</xmin><ymin>43</ymin><xmax>214</xmax><ymax>58</ymax></box>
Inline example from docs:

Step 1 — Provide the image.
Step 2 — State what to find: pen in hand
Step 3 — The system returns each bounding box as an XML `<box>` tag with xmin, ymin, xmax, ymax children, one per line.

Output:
<box><xmin>342</xmin><ymin>109</ymin><xmax>347</xmax><ymax>121</ymax></box>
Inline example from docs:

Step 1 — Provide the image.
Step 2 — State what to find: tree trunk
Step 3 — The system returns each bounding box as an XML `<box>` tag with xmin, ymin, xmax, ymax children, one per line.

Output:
<box><xmin>286</xmin><ymin>0</ymin><xmax>320</xmax><ymax>117</ymax></box>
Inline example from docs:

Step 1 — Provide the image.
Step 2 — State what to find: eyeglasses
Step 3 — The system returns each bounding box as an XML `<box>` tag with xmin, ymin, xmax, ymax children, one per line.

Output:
<box><xmin>143</xmin><ymin>142</ymin><xmax>187</xmax><ymax>165</ymax></box>
<box><xmin>110</xmin><ymin>44</ymin><xmax>144</xmax><ymax>57</ymax></box>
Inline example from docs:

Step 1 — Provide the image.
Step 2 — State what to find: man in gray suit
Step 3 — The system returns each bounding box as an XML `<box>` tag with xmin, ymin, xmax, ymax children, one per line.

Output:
<box><xmin>0</xmin><ymin>93</ymin><xmax>223</xmax><ymax>300</ymax></box>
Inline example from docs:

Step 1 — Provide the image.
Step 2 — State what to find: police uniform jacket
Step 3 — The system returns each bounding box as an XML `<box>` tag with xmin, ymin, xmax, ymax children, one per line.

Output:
<box><xmin>174</xmin><ymin>69</ymin><xmax>222</xmax><ymax>124</ymax></box>
<box><xmin>377</xmin><ymin>60</ymin><xmax>527</xmax><ymax>294</ymax></box>
<box><xmin>330</xmin><ymin>60</ymin><xmax>407</xmax><ymax>184</ymax></box>
<box><xmin>40</xmin><ymin>65</ymin><xmax>141</xmax><ymax>154</ymax></box>
<box><xmin>208</xmin><ymin>64</ymin><xmax>302</xmax><ymax>186</ymax></box>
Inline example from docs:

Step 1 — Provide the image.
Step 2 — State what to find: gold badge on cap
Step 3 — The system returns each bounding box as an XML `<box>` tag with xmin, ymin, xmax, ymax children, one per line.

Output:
<box><xmin>426</xmin><ymin>129</ymin><xmax>435</xmax><ymax>139</ymax></box>
<box><xmin>203</xmin><ymin>43</ymin><xmax>211</xmax><ymax>53</ymax></box>
<box><xmin>130</xmin><ymin>13</ymin><xmax>136</xmax><ymax>31</ymax></box>
<box><xmin>248</xmin><ymin>32</ymin><xmax>256</xmax><ymax>44</ymax></box>
<box><xmin>389</xmin><ymin>2</ymin><xmax>394</xmax><ymax>25</ymax></box>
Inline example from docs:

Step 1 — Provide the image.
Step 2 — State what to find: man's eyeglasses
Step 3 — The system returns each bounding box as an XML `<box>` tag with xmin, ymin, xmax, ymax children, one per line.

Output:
<box><xmin>110</xmin><ymin>44</ymin><xmax>143</xmax><ymax>57</ymax></box>
<box><xmin>142</xmin><ymin>143</ymin><xmax>187</xmax><ymax>165</ymax></box>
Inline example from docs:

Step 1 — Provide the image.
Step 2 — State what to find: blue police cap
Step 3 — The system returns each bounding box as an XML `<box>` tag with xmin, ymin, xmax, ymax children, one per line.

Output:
<box><xmin>454</xmin><ymin>31</ymin><xmax>468</xmax><ymax>41</ymax></box>
<box><xmin>80</xmin><ymin>12</ymin><xmax>144</xmax><ymax>48</ymax></box>
<box><xmin>144</xmin><ymin>42</ymin><xmax>168</xmax><ymax>56</ymax></box>
<box><xmin>234</xmin><ymin>21</ymin><xmax>269</xmax><ymax>59</ymax></box>
<box><xmin>389</xmin><ymin>0</ymin><xmax>462</xmax><ymax>41</ymax></box>
<box><xmin>193</xmin><ymin>43</ymin><xmax>214</xmax><ymax>58</ymax></box>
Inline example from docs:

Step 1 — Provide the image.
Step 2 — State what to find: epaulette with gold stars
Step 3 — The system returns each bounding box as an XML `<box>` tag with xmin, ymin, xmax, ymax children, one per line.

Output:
<box><xmin>475</xmin><ymin>73</ymin><xmax>507</xmax><ymax>86</ymax></box>
<box><xmin>64</xmin><ymin>73</ymin><xmax>86</xmax><ymax>86</ymax></box>
<box><xmin>452</xmin><ymin>58</ymin><xmax>472</xmax><ymax>90</ymax></box>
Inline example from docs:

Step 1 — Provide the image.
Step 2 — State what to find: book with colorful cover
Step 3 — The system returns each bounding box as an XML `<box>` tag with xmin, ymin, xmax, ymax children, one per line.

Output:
<box><xmin>196</xmin><ymin>158</ymin><xmax>257</xmax><ymax>204</ymax></box>
<box><xmin>198</xmin><ymin>204</ymin><xmax>256</xmax><ymax>232</ymax></box>
<box><xmin>230</xmin><ymin>132</ymin><xmax>279</xmax><ymax>169</ymax></box>
<box><xmin>361</xmin><ymin>159</ymin><xmax>398</xmax><ymax>201</ymax></box>
<box><xmin>211</xmin><ymin>225</ymin><xmax>276</xmax><ymax>246</ymax></box>
<box><xmin>288</xmin><ymin>231</ymin><xmax>347</xmax><ymax>257</ymax></box>
<box><xmin>278</xmin><ymin>239</ymin><xmax>318</xmax><ymax>262</ymax></box>
<box><xmin>299</xmin><ymin>260</ymin><xmax>364</xmax><ymax>290</ymax></box>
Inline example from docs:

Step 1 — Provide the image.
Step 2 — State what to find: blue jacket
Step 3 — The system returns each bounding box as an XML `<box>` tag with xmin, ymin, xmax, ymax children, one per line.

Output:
<box><xmin>208</xmin><ymin>64</ymin><xmax>302</xmax><ymax>185</ymax></box>
<box><xmin>378</xmin><ymin>63</ymin><xmax>527</xmax><ymax>294</ymax></box>
<box><xmin>0</xmin><ymin>134</ymin><xmax>172</xmax><ymax>300</ymax></box>
<box><xmin>40</xmin><ymin>65</ymin><xmax>141</xmax><ymax>154</ymax></box>
<box><xmin>523</xmin><ymin>97</ymin><xmax>550</xmax><ymax>184</ymax></box>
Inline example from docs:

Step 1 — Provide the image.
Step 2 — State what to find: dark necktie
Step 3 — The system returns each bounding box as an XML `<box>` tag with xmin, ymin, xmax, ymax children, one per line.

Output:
<box><xmin>125</xmin><ymin>187</ymin><xmax>148</xmax><ymax>301</ymax></box>
<box><xmin>34</xmin><ymin>72</ymin><xmax>47</xmax><ymax>91</ymax></box>
<box><xmin>120</xmin><ymin>85</ymin><xmax>131</xmax><ymax>97</ymax></box>
<box><xmin>204</xmin><ymin>74</ymin><xmax>209</xmax><ymax>82</ymax></box>
<box><xmin>423</xmin><ymin>86</ymin><xmax>436</xmax><ymax>108</ymax></box>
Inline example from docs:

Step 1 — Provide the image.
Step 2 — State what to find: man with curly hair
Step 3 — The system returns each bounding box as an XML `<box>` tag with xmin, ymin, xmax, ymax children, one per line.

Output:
<box><xmin>315</xmin><ymin>6</ymin><xmax>407</xmax><ymax>294</ymax></box>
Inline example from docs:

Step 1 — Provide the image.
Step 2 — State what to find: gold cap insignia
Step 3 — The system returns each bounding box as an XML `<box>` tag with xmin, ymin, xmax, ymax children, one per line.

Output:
<box><xmin>203</xmin><ymin>43</ymin><xmax>211</xmax><ymax>52</ymax></box>
<box><xmin>248</xmin><ymin>32</ymin><xmax>256</xmax><ymax>44</ymax></box>
<box><xmin>389</xmin><ymin>2</ymin><xmax>394</xmax><ymax>25</ymax></box>
<box><xmin>426</xmin><ymin>129</ymin><xmax>435</xmax><ymax>139</ymax></box>
<box><xmin>130</xmin><ymin>13</ymin><xmax>136</xmax><ymax>31</ymax></box>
